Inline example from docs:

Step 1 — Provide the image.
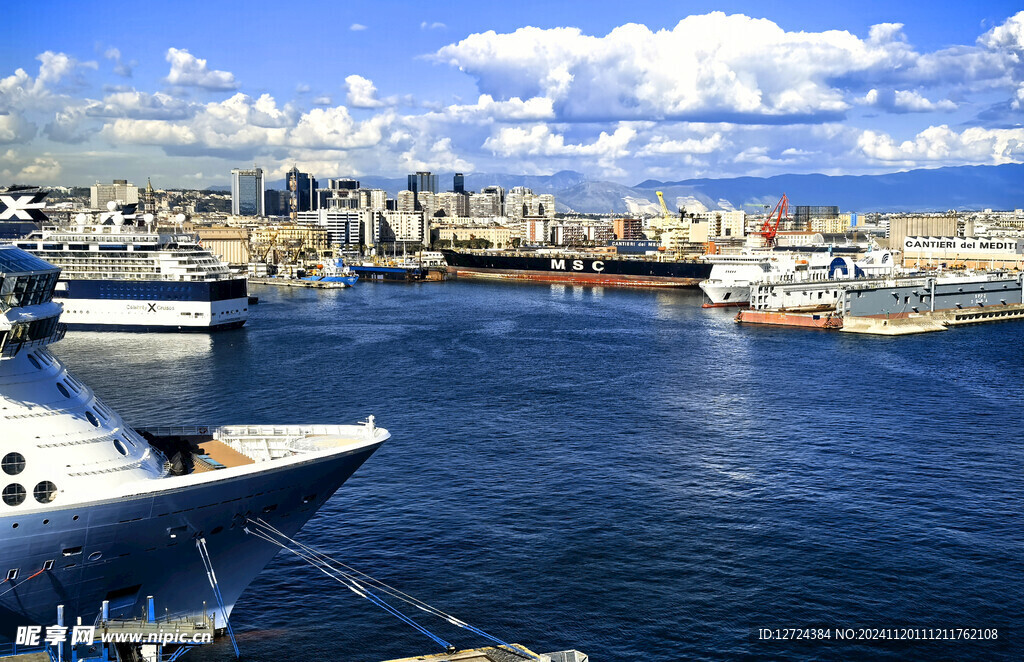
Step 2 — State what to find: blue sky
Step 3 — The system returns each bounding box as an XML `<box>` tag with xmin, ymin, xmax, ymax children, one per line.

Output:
<box><xmin>2</xmin><ymin>0</ymin><xmax>1023</xmax><ymax>187</ymax></box>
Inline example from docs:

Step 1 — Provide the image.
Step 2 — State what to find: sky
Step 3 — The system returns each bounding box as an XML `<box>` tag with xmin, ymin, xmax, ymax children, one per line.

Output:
<box><xmin>2</xmin><ymin>0</ymin><xmax>1023</xmax><ymax>188</ymax></box>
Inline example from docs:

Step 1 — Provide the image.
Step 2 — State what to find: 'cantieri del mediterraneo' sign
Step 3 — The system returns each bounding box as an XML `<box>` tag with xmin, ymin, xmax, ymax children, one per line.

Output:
<box><xmin>903</xmin><ymin>236</ymin><xmax>1024</xmax><ymax>255</ymax></box>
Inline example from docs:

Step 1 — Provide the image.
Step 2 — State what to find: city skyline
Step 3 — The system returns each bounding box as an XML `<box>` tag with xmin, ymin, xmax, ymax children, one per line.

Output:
<box><xmin>2</xmin><ymin>1</ymin><xmax>1023</xmax><ymax>188</ymax></box>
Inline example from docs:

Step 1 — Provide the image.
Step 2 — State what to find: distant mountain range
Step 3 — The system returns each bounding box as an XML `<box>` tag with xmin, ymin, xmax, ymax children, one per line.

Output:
<box><xmin>207</xmin><ymin>163</ymin><xmax>1024</xmax><ymax>213</ymax></box>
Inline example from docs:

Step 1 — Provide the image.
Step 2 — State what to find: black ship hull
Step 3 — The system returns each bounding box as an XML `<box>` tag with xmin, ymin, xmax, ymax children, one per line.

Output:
<box><xmin>440</xmin><ymin>250</ymin><xmax>711</xmax><ymax>288</ymax></box>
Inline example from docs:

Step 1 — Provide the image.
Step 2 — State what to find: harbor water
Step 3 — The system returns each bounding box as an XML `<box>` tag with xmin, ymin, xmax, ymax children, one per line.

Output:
<box><xmin>55</xmin><ymin>281</ymin><xmax>1024</xmax><ymax>661</ymax></box>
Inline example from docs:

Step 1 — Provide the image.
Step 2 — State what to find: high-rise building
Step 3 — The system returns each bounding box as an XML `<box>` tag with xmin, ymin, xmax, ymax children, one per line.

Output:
<box><xmin>505</xmin><ymin>187</ymin><xmax>530</xmax><ymax>220</ymax></box>
<box><xmin>407</xmin><ymin>171</ymin><xmax>437</xmax><ymax>211</ymax></box>
<box><xmin>264</xmin><ymin>190</ymin><xmax>290</xmax><ymax>217</ymax></box>
<box><xmin>231</xmin><ymin>167</ymin><xmax>265</xmax><ymax>217</ymax></box>
<box><xmin>358</xmin><ymin>189</ymin><xmax>387</xmax><ymax>210</ymax></box>
<box><xmin>453</xmin><ymin>173</ymin><xmax>465</xmax><ymax>194</ymax></box>
<box><xmin>397</xmin><ymin>190</ymin><xmax>417</xmax><ymax>214</ymax></box>
<box><xmin>436</xmin><ymin>192</ymin><xmax>469</xmax><ymax>218</ymax></box>
<box><xmin>504</xmin><ymin>187</ymin><xmax>556</xmax><ymax>220</ymax></box>
<box><xmin>328</xmin><ymin>178</ymin><xmax>360</xmax><ymax>190</ymax></box>
<box><xmin>469</xmin><ymin>186</ymin><xmax>504</xmax><ymax>217</ymax></box>
<box><xmin>533</xmin><ymin>193</ymin><xmax>556</xmax><ymax>218</ymax></box>
<box><xmin>416</xmin><ymin>191</ymin><xmax>436</xmax><ymax>220</ymax></box>
<box><xmin>285</xmin><ymin>166</ymin><xmax>317</xmax><ymax>218</ymax></box>
<box><xmin>90</xmin><ymin>179</ymin><xmax>139</xmax><ymax>210</ymax></box>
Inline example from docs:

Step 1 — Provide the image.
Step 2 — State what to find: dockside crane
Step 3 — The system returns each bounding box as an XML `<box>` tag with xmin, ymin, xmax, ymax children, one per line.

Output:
<box><xmin>655</xmin><ymin>191</ymin><xmax>673</xmax><ymax>225</ymax></box>
<box><xmin>756</xmin><ymin>194</ymin><xmax>789</xmax><ymax>247</ymax></box>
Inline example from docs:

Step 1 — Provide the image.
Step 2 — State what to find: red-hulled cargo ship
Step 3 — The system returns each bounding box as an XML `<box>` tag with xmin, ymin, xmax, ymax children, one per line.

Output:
<box><xmin>440</xmin><ymin>249</ymin><xmax>712</xmax><ymax>288</ymax></box>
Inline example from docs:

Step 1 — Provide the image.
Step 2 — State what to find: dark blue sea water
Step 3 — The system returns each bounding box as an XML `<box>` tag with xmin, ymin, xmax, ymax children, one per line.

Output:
<box><xmin>56</xmin><ymin>281</ymin><xmax>1024</xmax><ymax>661</ymax></box>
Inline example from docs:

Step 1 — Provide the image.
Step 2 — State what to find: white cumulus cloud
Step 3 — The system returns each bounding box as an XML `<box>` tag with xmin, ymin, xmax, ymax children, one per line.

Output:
<box><xmin>858</xmin><ymin>125</ymin><xmax>1024</xmax><ymax>165</ymax></box>
<box><xmin>857</xmin><ymin>88</ymin><xmax>957</xmax><ymax>112</ymax></box>
<box><xmin>345</xmin><ymin>75</ymin><xmax>385</xmax><ymax>108</ymax></box>
<box><xmin>164</xmin><ymin>48</ymin><xmax>238</xmax><ymax>90</ymax></box>
<box><xmin>637</xmin><ymin>133</ymin><xmax>727</xmax><ymax>156</ymax></box>
<box><xmin>483</xmin><ymin>123</ymin><xmax>638</xmax><ymax>172</ymax></box>
<box><xmin>0</xmin><ymin>112</ymin><xmax>36</xmax><ymax>144</ymax></box>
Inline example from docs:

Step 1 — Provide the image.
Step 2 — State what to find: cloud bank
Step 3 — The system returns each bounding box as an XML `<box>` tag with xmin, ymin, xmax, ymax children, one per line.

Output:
<box><xmin>2</xmin><ymin>11</ymin><xmax>1024</xmax><ymax>185</ymax></box>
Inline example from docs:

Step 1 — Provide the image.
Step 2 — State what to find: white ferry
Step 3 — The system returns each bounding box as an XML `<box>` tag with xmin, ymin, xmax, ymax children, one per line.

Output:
<box><xmin>3</xmin><ymin>191</ymin><xmax>248</xmax><ymax>332</ymax></box>
<box><xmin>0</xmin><ymin>243</ymin><xmax>388</xmax><ymax>642</ymax></box>
<box><xmin>699</xmin><ymin>247</ymin><xmax>896</xmax><ymax>307</ymax></box>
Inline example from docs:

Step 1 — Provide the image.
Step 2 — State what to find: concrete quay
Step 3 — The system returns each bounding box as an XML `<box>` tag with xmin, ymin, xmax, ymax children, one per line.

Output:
<box><xmin>842</xmin><ymin>302</ymin><xmax>1024</xmax><ymax>335</ymax></box>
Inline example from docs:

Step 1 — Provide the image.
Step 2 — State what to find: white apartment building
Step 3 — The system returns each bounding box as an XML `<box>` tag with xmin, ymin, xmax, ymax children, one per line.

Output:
<box><xmin>381</xmin><ymin>210</ymin><xmax>429</xmax><ymax>245</ymax></box>
<box><xmin>469</xmin><ymin>189</ymin><xmax>503</xmax><ymax>217</ymax></box>
<box><xmin>505</xmin><ymin>187</ymin><xmax>557</xmax><ymax>220</ymax></box>
<box><xmin>295</xmin><ymin>209</ymin><xmax>362</xmax><ymax>246</ymax></box>
<box><xmin>436</xmin><ymin>191</ymin><xmax>469</xmax><ymax>218</ymax></box>
<box><xmin>522</xmin><ymin>217</ymin><xmax>551</xmax><ymax>244</ymax></box>
<box><xmin>693</xmin><ymin>210</ymin><xmax>746</xmax><ymax>238</ymax></box>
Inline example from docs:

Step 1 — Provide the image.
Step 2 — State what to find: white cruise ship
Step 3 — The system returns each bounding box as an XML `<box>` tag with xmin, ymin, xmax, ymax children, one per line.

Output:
<box><xmin>2</xmin><ymin>190</ymin><xmax>248</xmax><ymax>331</ymax></box>
<box><xmin>699</xmin><ymin>248</ymin><xmax>896</xmax><ymax>307</ymax></box>
<box><xmin>0</xmin><ymin>243</ymin><xmax>388</xmax><ymax>643</ymax></box>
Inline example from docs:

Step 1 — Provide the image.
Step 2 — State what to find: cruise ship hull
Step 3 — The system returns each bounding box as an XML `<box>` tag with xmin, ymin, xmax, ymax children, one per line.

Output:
<box><xmin>54</xmin><ymin>278</ymin><xmax>249</xmax><ymax>331</ymax></box>
<box><xmin>440</xmin><ymin>250</ymin><xmax>711</xmax><ymax>288</ymax></box>
<box><xmin>0</xmin><ymin>441</ymin><xmax>380</xmax><ymax>641</ymax></box>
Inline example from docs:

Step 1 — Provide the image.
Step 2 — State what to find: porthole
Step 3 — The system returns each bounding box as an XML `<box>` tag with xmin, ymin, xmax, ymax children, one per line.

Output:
<box><xmin>33</xmin><ymin>481</ymin><xmax>57</xmax><ymax>504</ymax></box>
<box><xmin>2</xmin><ymin>484</ymin><xmax>26</xmax><ymax>507</ymax></box>
<box><xmin>27</xmin><ymin>354</ymin><xmax>41</xmax><ymax>370</ymax></box>
<box><xmin>113</xmin><ymin>440</ymin><xmax>127</xmax><ymax>456</ymax></box>
<box><xmin>56</xmin><ymin>383</ymin><xmax>71</xmax><ymax>398</ymax></box>
<box><xmin>2</xmin><ymin>453</ymin><xmax>25</xmax><ymax>476</ymax></box>
<box><xmin>85</xmin><ymin>411</ymin><xmax>99</xmax><ymax>427</ymax></box>
<box><xmin>88</xmin><ymin>552</ymin><xmax>102</xmax><ymax>561</ymax></box>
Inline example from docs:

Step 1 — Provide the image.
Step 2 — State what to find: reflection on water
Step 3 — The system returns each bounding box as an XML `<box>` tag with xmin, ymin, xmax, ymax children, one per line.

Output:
<box><xmin>57</xmin><ymin>330</ymin><xmax>216</xmax><ymax>366</ymax></box>
<box><xmin>52</xmin><ymin>328</ymin><xmax>247</xmax><ymax>425</ymax></box>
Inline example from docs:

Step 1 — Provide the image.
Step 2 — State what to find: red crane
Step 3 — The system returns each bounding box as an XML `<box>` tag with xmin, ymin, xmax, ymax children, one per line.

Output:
<box><xmin>756</xmin><ymin>193</ymin><xmax>789</xmax><ymax>247</ymax></box>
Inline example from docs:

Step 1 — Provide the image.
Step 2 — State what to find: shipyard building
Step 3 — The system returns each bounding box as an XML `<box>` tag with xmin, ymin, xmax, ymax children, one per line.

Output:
<box><xmin>902</xmin><ymin>236</ymin><xmax>1024</xmax><ymax>270</ymax></box>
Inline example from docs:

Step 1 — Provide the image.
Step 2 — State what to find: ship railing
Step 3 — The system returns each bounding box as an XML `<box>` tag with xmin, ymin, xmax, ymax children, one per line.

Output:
<box><xmin>137</xmin><ymin>424</ymin><xmax>374</xmax><ymax>462</ymax></box>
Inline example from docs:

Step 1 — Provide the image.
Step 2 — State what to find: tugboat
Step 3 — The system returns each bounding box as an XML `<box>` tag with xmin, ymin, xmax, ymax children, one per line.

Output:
<box><xmin>0</xmin><ymin>244</ymin><xmax>388</xmax><ymax>642</ymax></box>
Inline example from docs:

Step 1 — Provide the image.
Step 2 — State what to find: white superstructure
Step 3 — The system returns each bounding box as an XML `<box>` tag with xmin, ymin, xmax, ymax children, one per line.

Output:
<box><xmin>699</xmin><ymin>248</ymin><xmax>896</xmax><ymax>307</ymax></box>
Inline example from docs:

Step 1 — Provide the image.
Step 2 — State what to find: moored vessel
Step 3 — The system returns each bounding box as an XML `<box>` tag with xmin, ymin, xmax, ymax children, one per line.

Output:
<box><xmin>699</xmin><ymin>247</ymin><xmax>896</xmax><ymax>307</ymax></box>
<box><xmin>0</xmin><ymin>243</ymin><xmax>387</xmax><ymax>642</ymax></box>
<box><xmin>3</xmin><ymin>190</ymin><xmax>248</xmax><ymax>332</ymax></box>
<box><xmin>440</xmin><ymin>249</ymin><xmax>711</xmax><ymax>288</ymax></box>
<box><xmin>301</xmin><ymin>256</ymin><xmax>359</xmax><ymax>286</ymax></box>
